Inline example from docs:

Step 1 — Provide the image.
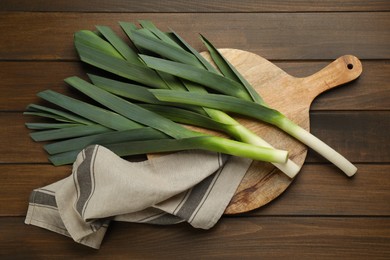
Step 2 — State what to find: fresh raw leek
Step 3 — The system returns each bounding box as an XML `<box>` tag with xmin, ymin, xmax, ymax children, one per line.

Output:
<box><xmin>151</xmin><ymin>90</ymin><xmax>357</xmax><ymax>177</ymax></box>
<box><xmin>44</xmin><ymin>127</ymin><xmax>167</xmax><ymax>155</ymax></box>
<box><xmin>49</xmin><ymin>136</ymin><xmax>285</xmax><ymax>166</ymax></box>
<box><xmin>124</xmin><ymin>22</ymin><xmax>356</xmax><ymax>177</ymax></box>
<box><xmin>89</xmin><ymin>74</ymin><xmax>300</xmax><ymax>177</ymax></box>
<box><xmin>27</xmin><ymin>76</ymin><xmax>288</xmax><ymax>166</ymax></box>
<box><xmin>73</xmin><ymin>23</ymin><xmax>300</xmax><ymax>178</ymax></box>
<box><xmin>25</xmin><ymin>20</ymin><xmax>356</xmax><ymax>178</ymax></box>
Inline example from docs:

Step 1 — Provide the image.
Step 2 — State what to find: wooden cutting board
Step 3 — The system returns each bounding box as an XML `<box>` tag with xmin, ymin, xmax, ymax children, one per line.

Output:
<box><xmin>197</xmin><ymin>49</ymin><xmax>363</xmax><ymax>214</ymax></box>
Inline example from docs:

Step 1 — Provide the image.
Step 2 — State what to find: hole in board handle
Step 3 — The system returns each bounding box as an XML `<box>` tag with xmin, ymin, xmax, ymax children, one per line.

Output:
<box><xmin>347</xmin><ymin>63</ymin><xmax>354</xmax><ymax>70</ymax></box>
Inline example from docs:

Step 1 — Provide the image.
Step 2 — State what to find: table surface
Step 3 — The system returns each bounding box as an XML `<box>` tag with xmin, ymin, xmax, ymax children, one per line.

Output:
<box><xmin>1</xmin><ymin>1</ymin><xmax>389</xmax><ymax>258</ymax></box>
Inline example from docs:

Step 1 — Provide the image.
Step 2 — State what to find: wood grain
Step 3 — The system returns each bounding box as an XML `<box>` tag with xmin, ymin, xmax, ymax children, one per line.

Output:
<box><xmin>1</xmin><ymin>0</ymin><xmax>389</xmax><ymax>12</ymax></box>
<box><xmin>2</xmin><ymin>164</ymin><xmax>388</xmax><ymax>217</ymax></box>
<box><xmin>2</xmin><ymin>217</ymin><xmax>389</xmax><ymax>258</ymax></box>
<box><xmin>0</xmin><ymin>164</ymin><xmax>71</xmax><ymax>216</ymax></box>
<box><xmin>1</xmin><ymin>61</ymin><xmax>389</xmax><ymax>111</ymax></box>
<box><xmin>1</xmin><ymin>0</ymin><xmax>389</xmax><ymax>256</ymax></box>
<box><xmin>0</xmin><ymin>12</ymin><xmax>389</xmax><ymax>60</ymax></box>
<box><xmin>254</xmin><ymin>164</ymin><xmax>390</xmax><ymax>216</ymax></box>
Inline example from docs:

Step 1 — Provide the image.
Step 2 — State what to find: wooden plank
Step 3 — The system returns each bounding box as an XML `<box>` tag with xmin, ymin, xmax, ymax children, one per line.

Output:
<box><xmin>0</xmin><ymin>12</ymin><xmax>389</xmax><ymax>60</ymax></box>
<box><xmin>0</xmin><ymin>164</ymin><xmax>71</xmax><ymax>216</ymax></box>
<box><xmin>1</xmin><ymin>164</ymin><xmax>388</xmax><ymax>217</ymax></box>
<box><xmin>0</xmin><ymin>0</ymin><xmax>388</xmax><ymax>12</ymax></box>
<box><xmin>2</xmin><ymin>111</ymin><xmax>389</xmax><ymax>163</ymax></box>
<box><xmin>1</xmin><ymin>60</ymin><xmax>389</xmax><ymax>111</ymax></box>
<box><xmin>0</xmin><ymin>113</ymin><xmax>48</xmax><ymax>163</ymax></box>
<box><xmin>308</xmin><ymin>111</ymin><xmax>390</xmax><ymax>163</ymax></box>
<box><xmin>251</xmin><ymin>164</ymin><xmax>390</xmax><ymax>216</ymax></box>
<box><xmin>0</xmin><ymin>62</ymin><xmax>94</xmax><ymax>111</ymax></box>
<box><xmin>1</xmin><ymin>217</ymin><xmax>389</xmax><ymax>258</ymax></box>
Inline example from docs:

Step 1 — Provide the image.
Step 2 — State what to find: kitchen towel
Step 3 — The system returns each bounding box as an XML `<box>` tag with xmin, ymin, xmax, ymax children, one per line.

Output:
<box><xmin>25</xmin><ymin>145</ymin><xmax>251</xmax><ymax>249</ymax></box>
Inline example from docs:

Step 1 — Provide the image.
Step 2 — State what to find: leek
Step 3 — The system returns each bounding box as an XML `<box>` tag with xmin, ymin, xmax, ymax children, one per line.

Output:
<box><xmin>26</xmin><ymin>77</ymin><xmax>288</xmax><ymax>165</ymax></box>
<box><xmin>151</xmin><ymin>90</ymin><xmax>357</xmax><ymax>177</ymax></box>
<box><xmin>49</xmin><ymin>136</ymin><xmax>286</xmax><ymax>166</ymax></box>
<box><xmin>89</xmin><ymin>74</ymin><xmax>300</xmax><ymax>177</ymax></box>
<box><xmin>37</xmin><ymin>76</ymin><xmax>288</xmax><ymax>165</ymax></box>
<box><xmin>127</xmin><ymin>22</ymin><xmax>356</xmax><ymax>177</ymax></box>
<box><xmin>25</xmin><ymin>20</ymin><xmax>356</xmax><ymax>178</ymax></box>
<box><xmin>75</xmin><ymin>23</ymin><xmax>300</xmax><ymax>178</ymax></box>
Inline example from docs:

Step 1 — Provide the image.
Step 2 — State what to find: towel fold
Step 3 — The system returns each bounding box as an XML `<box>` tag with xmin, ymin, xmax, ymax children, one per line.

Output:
<box><xmin>25</xmin><ymin>145</ymin><xmax>251</xmax><ymax>249</ymax></box>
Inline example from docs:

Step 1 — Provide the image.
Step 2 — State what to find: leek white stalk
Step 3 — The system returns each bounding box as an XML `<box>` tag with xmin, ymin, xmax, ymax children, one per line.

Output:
<box><xmin>204</xmin><ymin>109</ymin><xmax>301</xmax><ymax>178</ymax></box>
<box><xmin>278</xmin><ymin>118</ymin><xmax>357</xmax><ymax>176</ymax></box>
<box><xmin>151</xmin><ymin>90</ymin><xmax>357</xmax><ymax>177</ymax></box>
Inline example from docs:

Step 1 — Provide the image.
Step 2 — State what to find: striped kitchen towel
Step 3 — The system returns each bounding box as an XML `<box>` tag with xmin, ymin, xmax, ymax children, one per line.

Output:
<box><xmin>25</xmin><ymin>145</ymin><xmax>251</xmax><ymax>249</ymax></box>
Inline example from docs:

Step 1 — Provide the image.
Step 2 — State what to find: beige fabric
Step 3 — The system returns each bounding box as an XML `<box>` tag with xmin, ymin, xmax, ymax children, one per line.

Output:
<box><xmin>25</xmin><ymin>145</ymin><xmax>251</xmax><ymax>249</ymax></box>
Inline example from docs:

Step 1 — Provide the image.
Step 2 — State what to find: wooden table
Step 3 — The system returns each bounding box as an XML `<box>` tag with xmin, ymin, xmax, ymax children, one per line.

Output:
<box><xmin>1</xmin><ymin>1</ymin><xmax>389</xmax><ymax>258</ymax></box>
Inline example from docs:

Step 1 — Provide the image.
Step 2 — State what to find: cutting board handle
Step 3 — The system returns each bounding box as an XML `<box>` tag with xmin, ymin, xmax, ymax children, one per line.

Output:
<box><xmin>303</xmin><ymin>55</ymin><xmax>363</xmax><ymax>98</ymax></box>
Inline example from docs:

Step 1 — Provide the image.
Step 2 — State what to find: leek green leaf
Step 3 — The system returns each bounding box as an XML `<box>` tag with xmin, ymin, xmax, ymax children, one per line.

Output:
<box><xmin>65</xmin><ymin>76</ymin><xmax>198</xmax><ymax>139</ymax></box>
<box><xmin>96</xmin><ymin>25</ymin><xmax>142</xmax><ymax>64</ymax></box>
<box><xmin>74</xmin><ymin>30</ymin><xmax>123</xmax><ymax>59</ymax></box>
<box><xmin>26</xmin><ymin>123</ymin><xmax>82</xmax><ymax>130</ymax></box>
<box><xmin>118</xmin><ymin>21</ymin><xmax>138</xmax><ymax>38</ymax></box>
<box><xmin>169</xmin><ymin>30</ymin><xmax>218</xmax><ymax>72</ymax></box>
<box><xmin>139</xmin><ymin>104</ymin><xmax>232</xmax><ymax>132</ymax></box>
<box><xmin>88</xmin><ymin>74</ymin><xmax>207</xmax><ymax>115</ymax></box>
<box><xmin>26</xmin><ymin>104</ymin><xmax>93</xmax><ymax>125</ymax></box>
<box><xmin>140</xmin><ymin>55</ymin><xmax>252</xmax><ymax>100</ymax></box>
<box><xmin>138</xmin><ymin>20</ymin><xmax>179</xmax><ymax>47</ymax></box>
<box><xmin>151</xmin><ymin>90</ymin><xmax>282</xmax><ymax>125</ymax></box>
<box><xmin>200</xmin><ymin>35</ymin><xmax>265</xmax><ymax>105</ymax></box>
<box><xmin>38</xmin><ymin>90</ymin><xmax>142</xmax><ymax>131</ymax></box>
<box><xmin>24</xmin><ymin>111</ymin><xmax>77</xmax><ymax>124</ymax></box>
<box><xmin>75</xmin><ymin>40</ymin><xmax>167</xmax><ymax>89</ymax></box>
<box><xmin>131</xmin><ymin>30</ymin><xmax>201</xmax><ymax>67</ymax></box>
<box><xmin>30</xmin><ymin>124</ymin><xmax>111</xmax><ymax>142</ymax></box>
<box><xmin>88</xmin><ymin>74</ymin><xmax>161</xmax><ymax>104</ymax></box>
<box><xmin>45</xmin><ymin>127</ymin><xmax>167</xmax><ymax>155</ymax></box>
